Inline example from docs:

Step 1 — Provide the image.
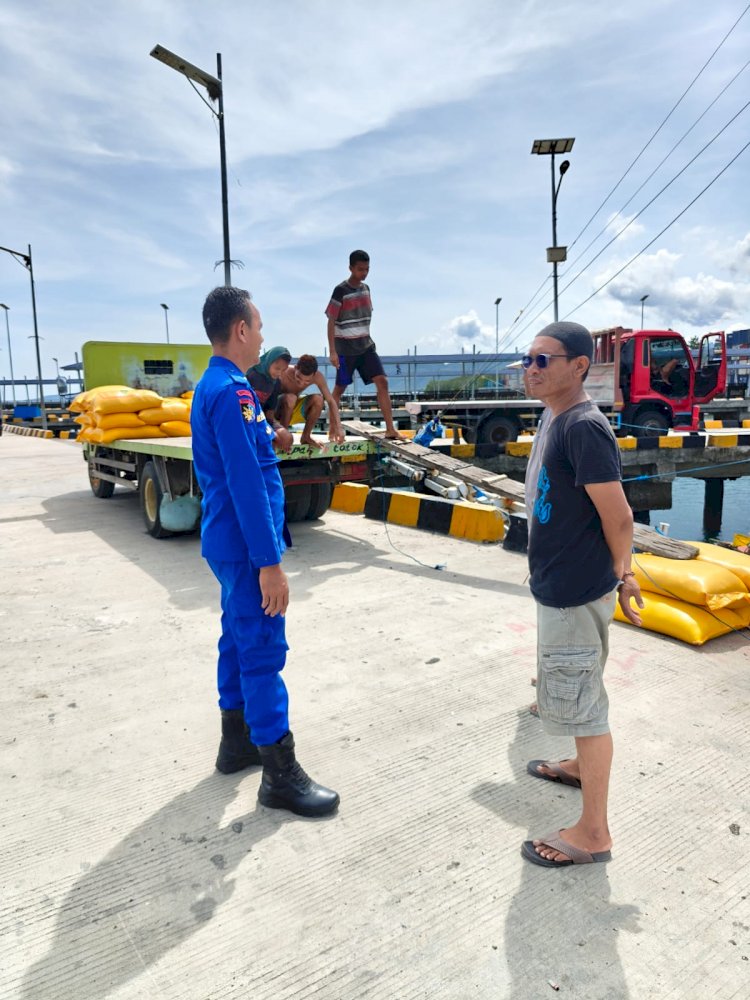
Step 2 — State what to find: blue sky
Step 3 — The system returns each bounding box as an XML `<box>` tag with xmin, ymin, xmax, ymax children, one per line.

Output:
<box><xmin>1</xmin><ymin>0</ymin><xmax>749</xmax><ymax>386</ymax></box>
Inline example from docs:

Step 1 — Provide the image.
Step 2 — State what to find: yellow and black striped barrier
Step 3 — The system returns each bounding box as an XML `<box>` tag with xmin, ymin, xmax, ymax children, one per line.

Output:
<box><xmin>362</xmin><ymin>486</ymin><xmax>505</xmax><ymax>542</ymax></box>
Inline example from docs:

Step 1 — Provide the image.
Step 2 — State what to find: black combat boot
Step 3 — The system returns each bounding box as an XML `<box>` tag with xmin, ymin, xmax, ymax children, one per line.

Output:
<box><xmin>216</xmin><ymin>708</ymin><xmax>262</xmax><ymax>774</ymax></box>
<box><xmin>257</xmin><ymin>732</ymin><xmax>339</xmax><ymax>817</ymax></box>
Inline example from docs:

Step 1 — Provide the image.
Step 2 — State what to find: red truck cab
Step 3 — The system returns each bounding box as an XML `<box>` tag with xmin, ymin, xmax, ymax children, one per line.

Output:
<box><xmin>592</xmin><ymin>327</ymin><xmax>726</xmax><ymax>435</ymax></box>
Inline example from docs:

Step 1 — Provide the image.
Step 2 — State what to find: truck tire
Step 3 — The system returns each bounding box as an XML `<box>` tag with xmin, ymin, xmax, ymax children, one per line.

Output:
<box><xmin>140</xmin><ymin>461</ymin><xmax>173</xmax><ymax>538</ymax></box>
<box><xmin>477</xmin><ymin>414</ymin><xmax>520</xmax><ymax>446</ymax></box>
<box><xmin>306</xmin><ymin>482</ymin><xmax>333</xmax><ymax>520</ymax></box>
<box><xmin>633</xmin><ymin>408</ymin><xmax>669</xmax><ymax>438</ymax></box>
<box><xmin>284</xmin><ymin>483</ymin><xmax>312</xmax><ymax>523</ymax></box>
<box><xmin>89</xmin><ymin>465</ymin><xmax>115</xmax><ymax>498</ymax></box>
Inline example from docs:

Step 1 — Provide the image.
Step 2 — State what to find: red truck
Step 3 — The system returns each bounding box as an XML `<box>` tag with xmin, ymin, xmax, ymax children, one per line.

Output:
<box><xmin>406</xmin><ymin>327</ymin><xmax>727</xmax><ymax>441</ymax></box>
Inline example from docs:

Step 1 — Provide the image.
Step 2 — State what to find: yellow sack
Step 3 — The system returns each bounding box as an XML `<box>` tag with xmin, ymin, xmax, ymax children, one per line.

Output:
<box><xmin>77</xmin><ymin>426</ymin><xmax>96</xmax><ymax>442</ymax></box>
<box><xmin>138</xmin><ymin>400</ymin><xmax>189</xmax><ymax>425</ymax></box>
<box><xmin>74</xmin><ymin>413</ymin><xmax>94</xmax><ymax>427</ymax></box>
<box><xmin>70</xmin><ymin>385</ymin><xmax>131</xmax><ymax>413</ymax></box>
<box><xmin>690</xmin><ymin>540</ymin><xmax>750</xmax><ymax>590</ymax></box>
<box><xmin>93</xmin><ymin>388</ymin><xmax>162</xmax><ymax>415</ymax></box>
<box><xmin>631</xmin><ymin>552</ymin><xmax>749</xmax><ymax>610</ymax></box>
<box><xmin>160</xmin><ymin>420</ymin><xmax>192</xmax><ymax>437</ymax></box>
<box><xmin>89</xmin><ymin>425</ymin><xmax>167</xmax><ymax>444</ymax></box>
<box><xmin>614</xmin><ymin>592</ymin><xmax>749</xmax><ymax>645</ymax></box>
<box><xmin>95</xmin><ymin>412</ymin><xmax>146</xmax><ymax>431</ymax></box>
<box><xmin>181</xmin><ymin>390</ymin><xmax>194</xmax><ymax>399</ymax></box>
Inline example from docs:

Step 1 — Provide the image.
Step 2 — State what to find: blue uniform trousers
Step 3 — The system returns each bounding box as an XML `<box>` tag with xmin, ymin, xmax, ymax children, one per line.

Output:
<box><xmin>207</xmin><ymin>559</ymin><xmax>290</xmax><ymax>747</ymax></box>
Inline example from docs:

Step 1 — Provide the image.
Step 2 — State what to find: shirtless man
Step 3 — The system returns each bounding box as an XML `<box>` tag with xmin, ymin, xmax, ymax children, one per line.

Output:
<box><xmin>275</xmin><ymin>354</ymin><xmax>344</xmax><ymax>451</ymax></box>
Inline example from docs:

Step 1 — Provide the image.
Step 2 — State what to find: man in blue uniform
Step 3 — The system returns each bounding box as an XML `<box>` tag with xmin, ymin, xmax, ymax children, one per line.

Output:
<box><xmin>191</xmin><ymin>286</ymin><xmax>339</xmax><ymax>817</ymax></box>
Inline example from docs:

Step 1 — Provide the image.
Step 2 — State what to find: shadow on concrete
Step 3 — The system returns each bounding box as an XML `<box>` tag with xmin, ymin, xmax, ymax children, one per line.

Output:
<box><xmin>36</xmin><ymin>492</ymin><xmax>530</xmax><ymax>615</ymax></box>
<box><xmin>21</xmin><ymin>771</ymin><xmax>294</xmax><ymax>1000</ymax></box>
<box><xmin>472</xmin><ymin>711</ymin><xmax>640</xmax><ymax>999</ymax></box>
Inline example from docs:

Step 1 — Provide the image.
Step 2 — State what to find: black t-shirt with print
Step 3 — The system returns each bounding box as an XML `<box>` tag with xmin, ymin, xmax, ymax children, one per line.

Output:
<box><xmin>528</xmin><ymin>401</ymin><xmax>622</xmax><ymax>607</ymax></box>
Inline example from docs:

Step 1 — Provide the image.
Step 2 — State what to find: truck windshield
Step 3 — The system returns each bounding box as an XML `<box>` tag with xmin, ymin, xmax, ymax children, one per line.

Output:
<box><xmin>648</xmin><ymin>337</ymin><xmax>690</xmax><ymax>399</ymax></box>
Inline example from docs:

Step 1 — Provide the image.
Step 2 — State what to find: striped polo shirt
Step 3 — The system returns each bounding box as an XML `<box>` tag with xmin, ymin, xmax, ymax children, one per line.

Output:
<box><xmin>325</xmin><ymin>280</ymin><xmax>375</xmax><ymax>356</ymax></box>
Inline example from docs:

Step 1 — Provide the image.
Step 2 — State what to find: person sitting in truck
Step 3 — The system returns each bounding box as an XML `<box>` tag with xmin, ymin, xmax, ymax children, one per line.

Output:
<box><xmin>649</xmin><ymin>354</ymin><xmax>679</xmax><ymax>393</ymax></box>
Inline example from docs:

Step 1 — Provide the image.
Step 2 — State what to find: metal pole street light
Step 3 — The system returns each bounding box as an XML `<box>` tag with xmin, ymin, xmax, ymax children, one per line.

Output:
<box><xmin>0</xmin><ymin>244</ymin><xmax>47</xmax><ymax>429</ymax></box>
<box><xmin>640</xmin><ymin>294</ymin><xmax>649</xmax><ymax>328</ymax></box>
<box><xmin>150</xmin><ymin>44</ymin><xmax>232</xmax><ymax>286</ymax></box>
<box><xmin>52</xmin><ymin>357</ymin><xmax>59</xmax><ymax>378</ymax></box>
<box><xmin>531</xmin><ymin>138</ymin><xmax>575</xmax><ymax>322</ymax></box>
<box><xmin>0</xmin><ymin>304</ymin><xmax>16</xmax><ymax>405</ymax></box>
<box><xmin>160</xmin><ymin>303</ymin><xmax>170</xmax><ymax>343</ymax></box>
<box><xmin>494</xmin><ymin>296</ymin><xmax>502</xmax><ymax>390</ymax></box>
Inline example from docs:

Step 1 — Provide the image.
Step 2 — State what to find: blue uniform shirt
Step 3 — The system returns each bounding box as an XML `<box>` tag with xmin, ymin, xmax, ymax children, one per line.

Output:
<box><xmin>191</xmin><ymin>356</ymin><xmax>286</xmax><ymax>567</ymax></box>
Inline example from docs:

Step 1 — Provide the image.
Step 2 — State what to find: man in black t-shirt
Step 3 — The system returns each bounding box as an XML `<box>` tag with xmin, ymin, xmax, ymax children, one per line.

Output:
<box><xmin>520</xmin><ymin>322</ymin><xmax>643</xmax><ymax>869</ymax></box>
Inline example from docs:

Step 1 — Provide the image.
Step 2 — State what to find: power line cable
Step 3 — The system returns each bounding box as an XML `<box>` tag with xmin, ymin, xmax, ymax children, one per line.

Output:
<box><xmin>567</xmin><ymin>3</ymin><xmax>750</xmax><ymax>252</ymax></box>
<box><xmin>562</xmin><ymin>138</ymin><xmax>750</xmax><ymax>319</ymax></box>
<box><xmin>567</xmin><ymin>57</ymin><xmax>750</xmax><ymax>275</ymax></box>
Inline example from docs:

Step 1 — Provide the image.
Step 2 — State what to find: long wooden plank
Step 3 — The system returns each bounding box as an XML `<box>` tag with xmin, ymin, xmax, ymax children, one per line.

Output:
<box><xmin>343</xmin><ymin>419</ymin><xmax>699</xmax><ymax>559</ymax></box>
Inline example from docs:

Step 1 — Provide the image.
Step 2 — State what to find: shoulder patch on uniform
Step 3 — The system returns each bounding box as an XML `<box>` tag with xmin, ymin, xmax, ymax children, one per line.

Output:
<box><xmin>236</xmin><ymin>388</ymin><xmax>255</xmax><ymax>423</ymax></box>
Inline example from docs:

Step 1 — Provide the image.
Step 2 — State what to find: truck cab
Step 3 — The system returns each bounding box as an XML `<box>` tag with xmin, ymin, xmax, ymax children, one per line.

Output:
<box><xmin>621</xmin><ymin>329</ymin><xmax>725</xmax><ymax>434</ymax></box>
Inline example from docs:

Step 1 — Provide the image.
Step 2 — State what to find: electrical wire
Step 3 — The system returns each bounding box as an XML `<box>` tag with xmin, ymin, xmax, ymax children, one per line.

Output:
<box><xmin>565</xmin><ymin>59</ymin><xmax>750</xmax><ymax>277</ymax></box>
<box><xmin>562</xmin><ymin>137</ymin><xmax>750</xmax><ymax>319</ymax></box>
<box><xmin>567</xmin><ymin>3</ymin><xmax>750</xmax><ymax>253</ymax></box>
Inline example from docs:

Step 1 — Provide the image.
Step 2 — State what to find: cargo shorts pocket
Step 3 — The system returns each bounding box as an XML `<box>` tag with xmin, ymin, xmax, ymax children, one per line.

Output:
<box><xmin>539</xmin><ymin>648</ymin><xmax>599</xmax><ymax>724</ymax></box>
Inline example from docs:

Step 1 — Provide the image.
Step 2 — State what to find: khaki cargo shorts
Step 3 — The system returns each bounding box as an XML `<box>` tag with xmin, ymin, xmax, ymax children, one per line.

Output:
<box><xmin>536</xmin><ymin>589</ymin><xmax>618</xmax><ymax>737</ymax></box>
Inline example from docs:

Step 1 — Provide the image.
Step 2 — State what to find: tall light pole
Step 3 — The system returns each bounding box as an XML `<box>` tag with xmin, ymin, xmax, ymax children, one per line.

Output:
<box><xmin>160</xmin><ymin>303</ymin><xmax>170</xmax><ymax>343</ymax></box>
<box><xmin>494</xmin><ymin>296</ymin><xmax>502</xmax><ymax>391</ymax></box>
<box><xmin>531</xmin><ymin>138</ymin><xmax>575</xmax><ymax>322</ymax></box>
<box><xmin>640</xmin><ymin>294</ymin><xmax>649</xmax><ymax>328</ymax></box>
<box><xmin>150</xmin><ymin>45</ymin><xmax>232</xmax><ymax>285</ymax></box>
<box><xmin>0</xmin><ymin>244</ymin><xmax>46</xmax><ymax>429</ymax></box>
<box><xmin>0</xmin><ymin>304</ymin><xmax>16</xmax><ymax>405</ymax></box>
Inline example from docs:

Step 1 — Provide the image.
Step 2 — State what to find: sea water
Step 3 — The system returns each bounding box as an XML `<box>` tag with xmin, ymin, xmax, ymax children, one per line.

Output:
<box><xmin>646</xmin><ymin>475</ymin><xmax>750</xmax><ymax>543</ymax></box>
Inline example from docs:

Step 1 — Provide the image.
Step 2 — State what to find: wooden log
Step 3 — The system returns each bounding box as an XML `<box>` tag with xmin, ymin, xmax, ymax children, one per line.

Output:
<box><xmin>343</xmin><ymin>420</ymin><xmax>699</xmax><ymax>559</ymax></box>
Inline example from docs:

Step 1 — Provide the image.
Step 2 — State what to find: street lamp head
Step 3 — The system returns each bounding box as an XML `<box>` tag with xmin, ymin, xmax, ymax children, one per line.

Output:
<box><xmin>0</xmin><ymin>303</ymin><xmax>8</xmax><ymax>311</ymax></box>
<box><xmin>640</xmin><ymin>294</ymin><xmax>649</xmax><ymax>304</ymax></box>
<box><xmin>559</xmin><ymin>159</ymin><xmax>571</xmax><ymax>177</ymax></box>
<box><xmin>160</xmin><ymin>303</ymin><xmax>169</xmax><ymax>310</ymax></box>
<box><xmin>150</xmin><ymin>44</ymin><xmax>222</xmax><ymax>101</ymax></box>
<box><xmin>494</xmin><ymin>297</ymin><xmax>502</xmax><ymax>306</ymax></box>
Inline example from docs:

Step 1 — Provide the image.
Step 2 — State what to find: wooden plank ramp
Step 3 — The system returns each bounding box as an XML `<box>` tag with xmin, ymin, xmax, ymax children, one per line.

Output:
<box><xmin>343</xmin><ymin>419</ymin><xmax>698</xmax><ymax>559</ymax></box>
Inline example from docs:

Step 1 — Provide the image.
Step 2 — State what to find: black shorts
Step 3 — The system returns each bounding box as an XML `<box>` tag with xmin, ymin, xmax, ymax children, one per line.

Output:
<box><xmin>335</xmin><ymin>348</ymin><xmax>385</xmax><ymax>387</ymax></box>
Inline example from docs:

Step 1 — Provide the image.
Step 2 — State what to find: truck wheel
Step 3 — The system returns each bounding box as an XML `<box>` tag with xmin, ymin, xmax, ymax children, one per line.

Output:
<box><xmin>634</xmin><ymin>409</ymin><xmax>669</xmax><ymax>437</ymax></box>
<box><xmin>306</xmin><ymin>482</ymin><xmax>333</xmax><ymax>520</ymax></box>
<box><xmin>478</xmin><ymin>415</ymin><xmax>520</xmax><ymax>446</ymax></box>
<box><xmin>284</xmin><ymin>483</ymin><xmax>312</xmax><ymax>523</ymax></box>
<box><xmin>140</xmin><ymin>461</ymin><xmax>173</xmax><ymax>538</ymax></box>
<box><xmin>461</xmin><ymin>425</ymin><xmax>476</xmax><ymax>444</ymax></box>
<box><xmin>89</xmin><ymin>466</ymin><xmax>115</xmax><ymax>498</ymax></box>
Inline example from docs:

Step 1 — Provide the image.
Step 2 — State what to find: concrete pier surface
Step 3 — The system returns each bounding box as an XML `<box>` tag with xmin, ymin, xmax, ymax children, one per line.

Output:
<box><xmin>1</xmin><ymin>433</ymin><xmax>748</xmax><ymax>1000</ymax></box>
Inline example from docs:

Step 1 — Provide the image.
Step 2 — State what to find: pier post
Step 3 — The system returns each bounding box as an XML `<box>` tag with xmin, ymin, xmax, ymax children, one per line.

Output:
<box><xmin>702</xmin><ymin>478</ymin><xmax>724</xmax><ymax>538</ymax></box>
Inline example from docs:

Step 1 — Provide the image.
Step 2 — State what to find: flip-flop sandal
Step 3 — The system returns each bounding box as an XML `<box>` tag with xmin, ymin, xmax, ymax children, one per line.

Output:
<box><xmin>526</xmin><ymin>759</ymin><xmax>582</xmax><ymax>788</ymax></box>
<box><xmin>521</xmin><ymin>830</ymin><xmax>612</xmax><ymax>868</ymax></box>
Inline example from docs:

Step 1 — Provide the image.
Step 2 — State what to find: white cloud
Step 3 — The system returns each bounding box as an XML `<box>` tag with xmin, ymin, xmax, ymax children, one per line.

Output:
<box><xmin>419</xmin><ymin>310</ymin><xmax>496</xmax><ymax>353</ymax></box>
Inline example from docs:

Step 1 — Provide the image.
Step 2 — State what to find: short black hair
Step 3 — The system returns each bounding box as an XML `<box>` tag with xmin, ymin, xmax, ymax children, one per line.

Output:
<box><xmin>202</xmin><ymin>286</ymin><xmax>254</xmax><ymax>344</ymax></box>
<box><xmin>349</xmin><ymin>249</ymin><xmax>369</xmax><ymax>267</ymax></box>
<box><xmin>297</xmin><ymin>354</ymin><xmax>318</xmax><ymax>376</ymax></box>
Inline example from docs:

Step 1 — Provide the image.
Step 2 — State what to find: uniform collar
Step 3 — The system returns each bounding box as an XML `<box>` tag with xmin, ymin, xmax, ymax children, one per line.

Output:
<box><xmin>209</xmin><ymin>356</ymin><xmax>246</xmax><ymax>377</ymax></box>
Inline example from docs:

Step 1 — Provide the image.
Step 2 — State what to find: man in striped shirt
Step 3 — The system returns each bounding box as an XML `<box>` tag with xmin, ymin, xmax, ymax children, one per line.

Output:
<box><xmin>325</xmin><ymin>249</ymin><xmax>404</xmax><ymax>439</ymax></box>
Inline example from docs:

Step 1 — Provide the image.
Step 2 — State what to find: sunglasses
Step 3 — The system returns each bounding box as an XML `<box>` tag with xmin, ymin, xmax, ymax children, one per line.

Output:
<box><xmin>521</xmin><ymin>353</ymin><xmax>573</xmax><ymax>370</ymax></box>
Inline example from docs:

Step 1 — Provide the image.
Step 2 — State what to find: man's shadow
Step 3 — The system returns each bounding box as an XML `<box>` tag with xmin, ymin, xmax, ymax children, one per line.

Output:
<box><xmin>472</xmin><ymin>711</ymin><xmax>641</xmax><ymax>999</ymax></box>
<box><xmin>21</xmin><ymin>771</ymin><xmax>284</xmax><ymax>1000</ymax></box>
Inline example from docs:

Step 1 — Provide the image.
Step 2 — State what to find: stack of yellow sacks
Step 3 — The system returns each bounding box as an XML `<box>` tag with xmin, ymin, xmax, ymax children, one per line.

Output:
<box><xmin>614</xmin><ymin>542</ymin><xmax>750</xmax><ymax>644</ymax></box>
<box><xmin>71</xmin><ymin>386</ymin><xmax>193</xmax><ymax>444</ymax></box>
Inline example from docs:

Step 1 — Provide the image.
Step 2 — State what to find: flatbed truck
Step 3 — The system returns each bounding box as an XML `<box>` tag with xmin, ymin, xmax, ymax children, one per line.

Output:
<box><xmin>406</xmin><ymin>327</ymin><xmax>729</xmax><ymax>443</ymax></box>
